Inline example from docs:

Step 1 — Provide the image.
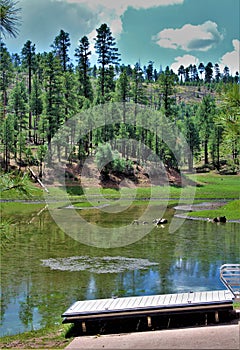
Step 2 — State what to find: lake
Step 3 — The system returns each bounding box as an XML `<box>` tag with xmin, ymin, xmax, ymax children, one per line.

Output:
<box><xmin>1</xmin><ymin>203</ymin><xmax>239</xmax><ymax>336</ymax></box>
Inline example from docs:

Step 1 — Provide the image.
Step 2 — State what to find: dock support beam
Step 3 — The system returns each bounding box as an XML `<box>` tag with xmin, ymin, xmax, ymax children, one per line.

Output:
<box><xmin>82</xmin><ymin>321</ymin><xmax>86</xmax><ymax>333</ymax></box>
<box><xmin>205</xmin><ymin>313</ymin><xmax>208</xmax><ymax>325</ymax></box>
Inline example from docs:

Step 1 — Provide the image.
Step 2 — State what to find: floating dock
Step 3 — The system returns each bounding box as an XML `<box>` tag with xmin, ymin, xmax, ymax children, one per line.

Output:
<box><xmin>62</xmin><ymin>289</ymin><xmax>235</xmax><ymax>329</ymax></box>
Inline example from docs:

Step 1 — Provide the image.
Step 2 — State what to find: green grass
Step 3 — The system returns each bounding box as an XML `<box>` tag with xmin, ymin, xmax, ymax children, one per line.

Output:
<box><xmin>83</xmin><ymin>173</ymin><xmax>240</xmax><ymax>201</ymax></box>
<box><xmin>0</xmin><ymin>202</ymin><xmax>46</xmax><ymax>216</ymax></box>
<box><xmin>188</xmin><ymin>199</ymin><xmax>240</xmax><ymax>220</ymax></box>
<box><xmin>73</xmin><ymin>201</ymin><xmax>95</xmax><ymax>207</ymax></box>
<box><xmin>0</xmin><ymin>177</ymin><xmax>43</xmax><ymax>200</ymax></box>
<box><xmin>233</xmin><ymin>301</ymin><xmax>240</xmax><ymax>309</ymax></box>
<box><xmin>188</xmin><ymin>173</ymin><xmax>240</xmax><ymax>200</ymax></box>
<box><xmin>2</xmin><ymin>172</ymin><xmax>239</xmax><ymax>204</ymax></box>
<box><xmin>0</xmin><ymin>323</ymin><xmax>73</xmax><ymax>349</ymax></box>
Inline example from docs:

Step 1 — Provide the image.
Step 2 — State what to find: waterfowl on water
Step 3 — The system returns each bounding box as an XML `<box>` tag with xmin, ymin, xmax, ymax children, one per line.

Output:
<box><xmin>153</xmin><ymin>218</ymin><xmax>168</xmax><ymax>225</ymax></box>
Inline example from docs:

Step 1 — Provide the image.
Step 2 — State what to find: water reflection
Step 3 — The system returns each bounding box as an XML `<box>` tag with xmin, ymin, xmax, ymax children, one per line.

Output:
<box><xmin>0</xmin><ymin>206</ymin><xmax>239</xmax><ymax>336</ymax></box>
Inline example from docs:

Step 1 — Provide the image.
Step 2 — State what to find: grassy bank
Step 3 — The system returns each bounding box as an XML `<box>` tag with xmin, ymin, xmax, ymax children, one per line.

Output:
<box><xmin>1</xmin><ymin>172</ymin><xmax>239</xmax><ymax>202</ymax></box>
<box><xmin>189</xmin><ymin>173</ymin><xmax>240</xmax><ymax>199</ymax></box>
<box><xmin>0</xmin><ymin>324</ymin><xmax>73</xmax><ymax>349</ymax></box>
<box><xmin>48</xmin><ymin>172</ymin><xmax>240</xmax><ymax>201</ymax></box>
<box><xmin>188</xmin><ymin>200</ymin><xmax>240</xmax><ymax>221</ymax></box>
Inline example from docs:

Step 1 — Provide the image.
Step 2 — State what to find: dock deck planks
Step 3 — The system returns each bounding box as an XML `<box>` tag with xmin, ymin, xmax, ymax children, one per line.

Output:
<box><xmin>62</xmin><ymin>289</ymin><xmax>234</xmax><ymax>324</ymax></box>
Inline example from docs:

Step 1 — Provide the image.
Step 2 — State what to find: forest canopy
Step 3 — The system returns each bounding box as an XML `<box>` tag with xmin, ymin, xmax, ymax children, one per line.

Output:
<box><xmin>0</xmin><ymin>24</ymin><xmax>239</xmax><ymax>178</ymax></box>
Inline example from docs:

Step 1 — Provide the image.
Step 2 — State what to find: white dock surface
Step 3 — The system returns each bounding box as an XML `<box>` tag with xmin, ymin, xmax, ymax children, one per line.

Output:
<box><xmin>62</xmin><ymin>290</ymin><xmax>234</xmax><ymax>319</ymax></box>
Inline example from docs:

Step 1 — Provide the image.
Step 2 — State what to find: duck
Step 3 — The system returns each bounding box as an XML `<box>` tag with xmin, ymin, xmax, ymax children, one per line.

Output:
<box><xmin>153</xmin><ymin>218</ymin><xmax>168</xmax><ymax>225</ymax></box>
<box><xmin>210</xmin><ymin>216</ymin><xmax>227</xmax><ymax>223</ymax></box>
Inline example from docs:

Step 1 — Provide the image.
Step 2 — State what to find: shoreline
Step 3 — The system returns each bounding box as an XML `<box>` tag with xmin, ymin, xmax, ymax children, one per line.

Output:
<box><xmin>174</xmin><ymin>201</ymin><xmax>240</xmax><ymax>223</ymax></box>
<box><xmin>174</xmin><ymin>213</ymin><xmax>240</xmax><ymax>223</ymax></box>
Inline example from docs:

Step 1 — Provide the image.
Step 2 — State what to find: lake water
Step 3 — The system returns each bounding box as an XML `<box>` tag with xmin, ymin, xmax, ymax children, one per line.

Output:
<box><xmin>1</xmin><ymin>204</ymin><xmax>239</xmax><ymax>336</ymax></box>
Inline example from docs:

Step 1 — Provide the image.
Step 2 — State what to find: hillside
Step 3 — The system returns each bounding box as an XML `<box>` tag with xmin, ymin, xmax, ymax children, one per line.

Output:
<box><xmin>39</xmin><ymin>157</ymin><xmax>195</xmax><ymax>190</ymax></box>
<box><xmin>175</xmin><ymin>84</ymin><xmax>217</xmax><ymax>104</ymax></box>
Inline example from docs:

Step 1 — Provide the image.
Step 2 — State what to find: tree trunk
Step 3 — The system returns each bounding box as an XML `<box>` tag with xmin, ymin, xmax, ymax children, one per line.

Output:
<box><xmin>204</xmin><ymin>139</ymin><xmax>208</xmax><ymax>165</ymax></box>
<box><xmin>188</xmin><ymin>152</ymin><xmax>193</xmax><ymax>172</ymax></box>
<box><xmin>28</xmin><ymin>66</ymin><xmax>32</xmax><ymax>141</ymax></box>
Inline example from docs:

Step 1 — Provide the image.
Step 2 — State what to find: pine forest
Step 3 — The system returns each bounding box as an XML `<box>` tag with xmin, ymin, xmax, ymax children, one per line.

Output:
<box><xmin>0</xmin><ymin>24</ymin><xmax>239</xmax><ymax>182</ymax></box>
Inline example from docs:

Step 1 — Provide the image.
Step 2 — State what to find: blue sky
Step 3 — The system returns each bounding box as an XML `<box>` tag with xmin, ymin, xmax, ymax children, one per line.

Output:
<box><xmin>3</xmin><ymin>0</ymin><xmax>240</xmax><ymax>74</ymax></box>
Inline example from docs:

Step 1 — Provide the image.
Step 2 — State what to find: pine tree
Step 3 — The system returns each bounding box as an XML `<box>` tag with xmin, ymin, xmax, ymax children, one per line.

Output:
<box><xmin>205</xmin><ymin>62</ymin><xmax>213</xmax><ymax>83</ymax></box>
<box><xmin>217</xmin><ymin>84</ymin><xmax>240</xmax><ymax>164</ymax></box>
<box><xmin>115</xmin><ymin>68</ymin><xmax>131</xmax><ymax>157</ymax></box>
<box><xmin>9</xmin><ymin>80</ymin><xmax>28</xmax><ymax>164</ymax></box>
<box><xmin>116</xmin><ymin>68</ymin><xmax>130</xmax><ymax>105</ymax></box>
<box><xmin>178</xmin><ymin>65</ymin><xmax>185</xmax><ymax>84</ymax></box>
<box><xmin>214</xmin><ymin>63</ymin><xmax>221</xmax><ymax>83</ymax></box>
<box><xmin>11</xmin><ymin>52</ymin><xmax>21</xmax><ymax>70</ymax></box>
<box><xmin>182</xmin><ymin>111</ymin><xmax>200</xmax><ymax>171</ymax></box>
<box><xmin>42</xmin><ymin>52</ymin><xmax>64</xmax><ymax>160</ymax></box>
<box><xmin>21</xmin><ymin>40</ymin><xmax>36</xmax><ymax>139</ymax></box>
<box><xmin>31</xmin><ymin>74</ymin><xmax>43</xmax><ymax>144</ymax></box>
<box><xmin>158</xmin><ymin>66</ymin><xmax>176</xmax><ymax>119</ymax></box>
<box><xmin>198</xmin><ymin>95</ymin><xmax>215</xmax><ymax>165</ymax></box>
<box><xmin>198</xmin><ymin>63</ymin><xmax>205</xmax><ymax>80</ymax></box>
<box><xmin>132</xmin><ymin>62</ymin><xmax>145</xmax><ymax>105</ymax></box>
<box><xmin>75</xmin><ymin>35</ymin><xmax>93</xmax><ymax>101</ymax></box>
<box><xmin>104</xmin><ymin>65</ymin><xmax>116</xmax><ymax>97</ymax></box>
<box><xmin>51</xmin><ymin>29</ymin><xmax>71</xmax><ymax>72</ymax></box>
<box><xmin>146</xmin><ymin>61</ymin><xmax>154</xmax><ymax>82</ymax></box>
<box><xmin>209</xmin><ymin>124</ymin><xmax>223</xmax><ymax>170</ymax></box>
<box><xmin>94</xmin><ymin>23</ymin><xmax>120</xmax><ymax>97</ymax></box>
<box><xmin>2</xmin><ymin>114</ymin><xmax>15</xmax><ymax>171</ymax></box>
<box><xmin>223</xmin><ymin>66</ymin><xmax>230</xmax><ymax>83</ymax></box>
<box><xmin>0</xmin><ymin>43</ymin><xmax>13</xmax><ymax>119</ymax></box>
<box><xmin>0</xmin><ymin>0</ymin><xmax>21</xmax><ymax>38</ymax></box>
<box><xmin>184</xmin><ymin>67</ymin><xmax>190</xmax><ymax>82</ymax></box>
<box><xmin>192</xmin><ymin>65</ymin><xmax>199</xmax><ymax>82</ymax></box>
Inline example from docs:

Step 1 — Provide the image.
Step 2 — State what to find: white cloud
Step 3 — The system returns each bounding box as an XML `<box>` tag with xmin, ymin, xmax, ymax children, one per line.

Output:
<box><xmin>220</xmin><ymin>39</ymin><xmax>240</xmax><ymax>74</ymax></box>
<box><xmin>67</xmin><ymin>0</ymin><xmax>184</xmax><ymax>36</ymax></box>
<box><xmin>67</xmin><ymin>0</ymin><xmax>183</xmax><ymax>13</ymax></box>
<box><xmin>170</xmin><ymin>40</ymin><xmax>240</xmax><ymax>76</ymax></box>
<box><xmin>171</xmin><ymin>54</ymin><xmax>199</xmax><ymax>73</ymax></box>
<box><xmin>152</xmin><ymin>21</ymin><xmax>224</xmax><ymax>52</ymax></box>
<box><xmin>66</xmin><ymin>0</ymin><xmax>184</xmax><ymax>62</ymax></box>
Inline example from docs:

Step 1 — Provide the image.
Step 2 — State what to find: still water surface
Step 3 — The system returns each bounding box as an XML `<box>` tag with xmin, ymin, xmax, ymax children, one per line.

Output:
<box><xmin>1</xmin><ymin>204</ymin><xmax>239</xmax><ymax>336</ymax></box>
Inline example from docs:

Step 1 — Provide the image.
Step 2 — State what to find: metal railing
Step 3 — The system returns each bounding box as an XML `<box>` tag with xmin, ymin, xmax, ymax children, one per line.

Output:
<box><xmin>220</xmin><ymin>264</ymin><xmax>240</xmax><ymax>299</ymax></box>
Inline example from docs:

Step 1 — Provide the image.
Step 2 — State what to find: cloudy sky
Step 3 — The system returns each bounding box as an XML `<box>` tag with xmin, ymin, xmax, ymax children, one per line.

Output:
<box><xmin>4</xmin><ymin>0</ymin><xmax>240</xmax><ymax>74</ymax></box>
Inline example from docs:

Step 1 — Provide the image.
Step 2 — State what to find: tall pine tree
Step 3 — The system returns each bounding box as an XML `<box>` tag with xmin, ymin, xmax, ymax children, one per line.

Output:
<box><xmin>21</xmin><ymin>40</ymin><xmax>36</xmax><ymax>140</ymax></box>
<box><xmin>94</xmin><ymin>23</ymin><xmax>120</xmax><ymax>97</ymax></box>
<box><xmin>75</xmin><ymin>35</ymin><xmax>93</xmax><ymax>102</ymax></box>
<box><xmin>51</xmin><ymin>29</ymin><xmax>71</xmax><ymax>72</ymax></box>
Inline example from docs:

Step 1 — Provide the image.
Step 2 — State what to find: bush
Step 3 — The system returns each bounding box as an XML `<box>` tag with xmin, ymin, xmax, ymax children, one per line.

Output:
<box><xmin>219</xmin><ymin>161</ymin><xmax>238</xmax><ymax>175</ymax></box>
<box><xmin>95</xmin><ymin>143</ymin><xmax>113</xmax><ymax>172</ymax></box>
<box><xmin>95</xmin><ymin>144</ymin><xmax>134</xmax><ymax>177</ymax></box>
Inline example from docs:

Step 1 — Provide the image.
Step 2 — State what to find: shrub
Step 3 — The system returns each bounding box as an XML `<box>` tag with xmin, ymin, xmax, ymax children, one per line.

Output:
<box><xmin>95</xmin><ymin>144</ymin><xmax>134</xmax><ymax>177</ymax></box>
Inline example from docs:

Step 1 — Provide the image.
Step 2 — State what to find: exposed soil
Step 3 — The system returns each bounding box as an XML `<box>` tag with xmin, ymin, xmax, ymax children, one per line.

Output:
<box><xmin>39</xmin><ymin>158</ymin><xmax>196</xmax><ymax>189</ymax></box>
